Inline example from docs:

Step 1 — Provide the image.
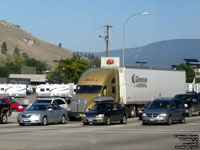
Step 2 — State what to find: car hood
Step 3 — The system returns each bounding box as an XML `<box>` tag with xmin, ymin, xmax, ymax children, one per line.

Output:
<box><xmin>19</xmin><ymin>111</ymin><xmax>46</xmax><ymax>115</ymax></box>
<box><xmin>85</xmin><ymin>110</ymin><xmax>105</xmax><ymax>115</ymax></box>
<box><xmin>143</xmin><ymin>109</ymin><xmax>169</xmax><ymax>114</ymax></box>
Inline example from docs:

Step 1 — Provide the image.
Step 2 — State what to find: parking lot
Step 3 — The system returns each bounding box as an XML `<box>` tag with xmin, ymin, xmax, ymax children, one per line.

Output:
<box><xmin>0</xmin><ymin>111</ymin><xmax>199</xmax><ymax>150</ymax></box>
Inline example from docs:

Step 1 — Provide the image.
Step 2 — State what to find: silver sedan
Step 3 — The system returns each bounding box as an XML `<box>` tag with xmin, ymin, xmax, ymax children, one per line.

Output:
<box><xmin>17</xmin><ymin>103</ymin><xmax>68</xmax><ymax>126</ymax></box>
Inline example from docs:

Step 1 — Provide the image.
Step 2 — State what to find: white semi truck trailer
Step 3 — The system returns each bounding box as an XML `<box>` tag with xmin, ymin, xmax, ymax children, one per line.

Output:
<box><xmin>68</xmin><ymin>67</ymin><xmax>186</xmax><ymax>119</ymax></box>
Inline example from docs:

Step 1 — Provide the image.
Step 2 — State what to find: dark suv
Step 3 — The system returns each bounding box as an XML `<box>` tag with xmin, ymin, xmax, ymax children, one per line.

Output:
<box><xmin>142</xmin><ymin>98</ymin><xmax>186</xmax><ymax>125</ymax></box>
<box><xmin>174</xmin><ymin>93</ymin><xmax>200</xmax><ymax>117</ymax></box>
<box><xmin>82</xmin><ymin>102</ymin><xmax>128</xmax><ymax>125</ymax></box>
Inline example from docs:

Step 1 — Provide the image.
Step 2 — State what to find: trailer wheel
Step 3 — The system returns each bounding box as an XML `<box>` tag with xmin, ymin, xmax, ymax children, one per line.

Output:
<box><xmin>129</xmin><ymin>106</ymin><xmax>136</xmax><ymax>118</ymax></box>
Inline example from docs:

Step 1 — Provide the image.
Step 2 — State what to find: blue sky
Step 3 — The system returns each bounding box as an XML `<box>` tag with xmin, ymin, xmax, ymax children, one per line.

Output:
<box><xmin>0</xmin><ymin>0</ymin><xmax>200</xmax><ymax>53</ymax></box>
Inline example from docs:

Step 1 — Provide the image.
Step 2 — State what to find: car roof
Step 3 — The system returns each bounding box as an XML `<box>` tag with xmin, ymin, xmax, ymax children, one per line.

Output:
<box><xmin>153</xmin><ymin>98</ymin><xmax>177</xmax><ymax>102</ymax></box>
<box><xmin>176</xmin><ymin>93</ymin><xmax>196</xmax><ymax>96</ymax></box>
<box><xmin>32</xmin><ymin>103</ymin><xmax>50</xmax><ymax>105</ymax></box>
<box><xmin>36</xmin><ymin>97</ymin><xmax>64</xmax><ymax>100</ymax></box>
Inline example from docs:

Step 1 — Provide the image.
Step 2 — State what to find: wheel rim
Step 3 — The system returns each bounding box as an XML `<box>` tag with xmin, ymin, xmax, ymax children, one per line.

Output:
<box><xmin>107</xmin><ymin>118</ymin><xmax>111</xmax><ymax>125</ymax></box>
<box><xmin>43</xmin><ymin>117</ymin><xmax>47</xmax><ymax>125</ymax></box>
<box><xmin>168</xmin><ymin>117</ymin><xmax>172</xmax><ymax>125</ymax></box>
<box><xmin>2</xmin><ymin>115</ymin><xmax>7</xmax><ymax>123</ymax></box>
<box><xmin>62</xmin><ymin>116</ymin><xmax>66</xmax><ymax>124</ymax></box>
<box><xmin>123</xmin><ymin>116</ymin><xmax>127</xmax><ymax>124</ymax></box>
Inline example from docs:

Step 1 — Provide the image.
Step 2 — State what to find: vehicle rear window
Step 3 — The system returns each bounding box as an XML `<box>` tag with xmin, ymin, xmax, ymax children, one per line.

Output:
<box><xmin>35</xmin><ymin>100</ymin><xmax>52</xmax><ymax>103</ymax></box>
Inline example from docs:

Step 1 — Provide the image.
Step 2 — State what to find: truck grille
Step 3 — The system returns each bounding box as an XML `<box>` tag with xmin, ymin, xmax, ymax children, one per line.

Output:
<box><xmin>21</xmin><ymin>115</ymin><xmax>31</xmax><ymax>118</ymax></box>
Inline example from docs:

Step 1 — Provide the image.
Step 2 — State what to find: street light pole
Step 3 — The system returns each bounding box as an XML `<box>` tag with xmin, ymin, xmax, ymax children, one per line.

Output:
<box><xmin>122</xmin><ymin>12</ymin><xmax>149</xmax><ymax>67</ymax></box>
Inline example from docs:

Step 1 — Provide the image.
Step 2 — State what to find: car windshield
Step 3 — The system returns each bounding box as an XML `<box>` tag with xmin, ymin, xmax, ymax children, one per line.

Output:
<box><xmin>35</xmin><ymin>100</ymin><xmax>52</xmax><ymax>103</ymax></box>
<box><xmin>8</xmin><ymin>98</ymin><xmax>18</xmax><ymax>104</ymax></box>
<box><xmin>90</xmin><ymin>104</ymin><xmax>110</xmax><ymax>111</ymax></box>
<box><xmin>76</xmin><ymin>85</ymin><xmax>102</xmax><ymax>93</ymax></box>
<box><xmin>26</xmin><ymin>105</ymin><xmax>48</xmax><ymax>111</ymax></box>
<box><xmin>148</xmin><ymin>101</ymin><xmax>171</xmax><ymax>109</ymax></box>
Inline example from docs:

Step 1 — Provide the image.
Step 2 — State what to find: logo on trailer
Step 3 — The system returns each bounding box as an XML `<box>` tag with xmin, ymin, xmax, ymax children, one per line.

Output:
<box><xmin>132</xmin><ymin>73</ymin><xmax>148</xmax><ymax>88</ymax></box>
<box><xmin>106</xmin><ymin>59</ymin><xmax>114</xmax><ymax>64</ymax></box>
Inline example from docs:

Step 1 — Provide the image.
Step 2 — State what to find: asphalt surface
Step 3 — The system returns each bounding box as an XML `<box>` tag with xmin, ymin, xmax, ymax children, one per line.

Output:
<box><xmin>0</xmin><ymin>112</ymin><xmax>200</xmax><ymax>150</ymax></box>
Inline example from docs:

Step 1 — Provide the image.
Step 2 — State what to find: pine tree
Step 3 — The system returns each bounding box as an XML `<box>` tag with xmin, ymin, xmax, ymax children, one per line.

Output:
<box><xmin>1</xmin><ymin>41</ymin><xmax>8</xmax><ymax>54</ymax></box>
<box><xmin>14</xmin><ymin>47</ymin><xmax>20</xmax><ymax>56</ymax></box>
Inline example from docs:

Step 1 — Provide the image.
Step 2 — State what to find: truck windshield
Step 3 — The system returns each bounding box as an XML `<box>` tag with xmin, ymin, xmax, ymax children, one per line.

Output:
<box><xmin>148</xmin><ymin>101</ymin><xmax>171</xmax><ymax>109</ymax></box>
<box><xmin>76</xmin><ymin>85</ymin><xmax>102</xmax><ymax>93</ymax></box>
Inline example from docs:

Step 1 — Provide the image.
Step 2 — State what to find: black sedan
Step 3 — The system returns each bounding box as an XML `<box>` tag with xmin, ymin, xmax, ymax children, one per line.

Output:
<box><xmin>82</xmin><ymin>102</ymin><xmax>128</xmax><ymax>125</ymax></box>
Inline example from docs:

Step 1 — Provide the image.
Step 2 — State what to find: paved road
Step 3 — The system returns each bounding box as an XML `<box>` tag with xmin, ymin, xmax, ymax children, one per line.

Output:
<box><xmin>0</xmin><ymin>113</ymin><xmax>199</xmax><ymax>150</ymax></box>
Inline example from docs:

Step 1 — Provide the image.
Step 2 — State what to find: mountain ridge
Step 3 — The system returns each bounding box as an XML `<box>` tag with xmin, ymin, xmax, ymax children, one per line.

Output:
<box><xmin>93</xmin><ymin>39</ymin><xmax>200</xmax><ymax>68</ymax></box>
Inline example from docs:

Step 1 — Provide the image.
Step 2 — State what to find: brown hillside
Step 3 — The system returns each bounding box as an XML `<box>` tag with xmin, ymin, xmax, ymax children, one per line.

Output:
<box><xmin>0</xmin><ymin>20</ymin><xmax>73</xmax><ymax>68</ymax></box>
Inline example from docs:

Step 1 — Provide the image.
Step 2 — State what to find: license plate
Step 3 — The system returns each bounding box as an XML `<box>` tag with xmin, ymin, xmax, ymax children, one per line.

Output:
<box><xmin>23</xmin><ymin>119</ymin><xmax>29</xmax><ymax>122</ymax></box>
<box><xmin>150</xmin><ymin>118</ymin><xmax>155</xmax><ymax>121</ymax></box>
<box><xmin>88</xmin><ymin>118</ymin><xmax>93</xmax><ymax>122</ymax></box>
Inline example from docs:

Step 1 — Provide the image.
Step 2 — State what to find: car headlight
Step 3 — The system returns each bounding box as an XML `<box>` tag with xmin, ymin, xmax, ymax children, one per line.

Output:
<box><xmin>142</xmin><ymin>113</ymin><xmax>147</xmax><ymax>117</ymax></box>
<box><xmin>160</xmin><ymin>113</ymin><xmax>167</xmax><ymax>117</ymax></box>
<box><xmin>97</xmin><ymin>114</ymin><xmax>104</xmax><ymax>118</ymax></box>
<box><xmin>184</xmin><ymin>104</ymin><xmax>188</xmax><ymax>108</ymax></box>
<box><xmin>18</xmin><ymin>105</ymin><xmax>24</xmax><ymax>109</ymax></box>
<box><xmin>82</xmin><ymin>114</ymin><xmax>86</xmax><ymax>117</ymax></box>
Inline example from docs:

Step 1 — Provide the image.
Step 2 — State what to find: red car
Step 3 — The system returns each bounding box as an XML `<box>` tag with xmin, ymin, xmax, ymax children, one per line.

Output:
<box><xmin>3</xmin><ymin>97</ymin><xmax>28</xmax><ymax>112</ymax></box>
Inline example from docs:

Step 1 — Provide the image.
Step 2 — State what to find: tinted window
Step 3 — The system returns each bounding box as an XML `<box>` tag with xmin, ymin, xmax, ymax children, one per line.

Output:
<box><xmin>0</xmin><ymin>99</ymin><xmax>8</xmax><ymax>104</ymax></box>
<box><xmin>26</xmin><ymin>104</ymin><xmax>48</xmax><ymax>111</ymax></box>
<box><xmin>148</xmin><ymin>101</ymin><xmax>171</xmax><ymax>109</ymax></box>
<box><xmin>35</xmin><ymin>100</ymin><xmax>52</xmax><ymax>103</ymax></box>
<box><xmin>174</xmin><ymin>100</ymin><xmax>184</xmax><ymax>108</ymax></box>
<box><xmin>90</xmin><ymin>104</ymin><xmax>111</xmax><ymax>111</ymax></box>
<box><xmin>76</xmin><ymin>85</ymin><xmax>102</xmax><ymax>93</ymax></box>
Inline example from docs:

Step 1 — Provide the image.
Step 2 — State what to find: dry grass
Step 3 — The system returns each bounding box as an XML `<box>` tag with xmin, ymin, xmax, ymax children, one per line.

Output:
<box><xmin>0</xmin><ymin>20</ymin><xmax>74</xmax><ymax>69</ymax></box>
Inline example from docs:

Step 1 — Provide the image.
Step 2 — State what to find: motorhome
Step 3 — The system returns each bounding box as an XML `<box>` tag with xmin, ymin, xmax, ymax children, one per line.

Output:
<box><xmin>0</xmin><ymin>84</ymin><xmax>26</xmax><ymax>97</ymax></box>
<box><xmin>36</xmin><ymin>83</ymin><xmax>76</xmax><ymax>98</ymax></box>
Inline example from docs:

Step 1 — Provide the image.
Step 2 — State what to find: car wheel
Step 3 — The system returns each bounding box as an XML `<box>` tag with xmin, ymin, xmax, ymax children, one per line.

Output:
<box><xmin>19</xmin><ymin>123</ymin><xmax>25</xmax><ymax>126</ymax></box>
<box><xmin>0</xmin><ymin>114</ymin><xmax>8</xmax><ymax>124</ymax></box>
<box><xmin>188</xmin><ymin>108</ymin><xmax>192</xmax><ymax>117</ymax></box>
<box><xmin>60</xmin><ymin>115</ymin><xmax>67</xmax><ymax>124</ymax></box>
<box><xmin>180</xmin><ymin>115</ymin><xmax>186</xmax><ymax>124</ymax></box>
<box><xmin>120</xmin><ymin>115</ymin><xmax>127</xmax><ymax>124</ymax></box>
<box><xmin>142</xmin><ymin>122</ymin><xmax>148</xmax><ymax>125</ymax></box>
<box><xmin>83</xmin><ymin>122</ymin><xmax>89</xmax><ymax>125</ymax></box>
<box><xmin>167</xmin><ymin>116</ymin><xmax>172</xmax><ymax>125</ymax></box>
<box><xmin>129</xmin><ymin>106</ymin><xmax>136</xmax><ymax>118</ymax></box>
<box><xmin>42</xmin><ymin>116</ymin><xmax>48</xmax><ymax>126</ymax></box>
<box><xmin>106</xmin><ymin>117</ymin><xmax>111</xmax><ymax>125</ymax></box>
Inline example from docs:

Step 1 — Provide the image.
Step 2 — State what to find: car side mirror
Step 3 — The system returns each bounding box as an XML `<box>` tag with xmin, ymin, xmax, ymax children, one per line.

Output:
<box><xmin>48</xmin><ymin>108</ymin><xmax>53</xmax><ymax>112</ymax></box>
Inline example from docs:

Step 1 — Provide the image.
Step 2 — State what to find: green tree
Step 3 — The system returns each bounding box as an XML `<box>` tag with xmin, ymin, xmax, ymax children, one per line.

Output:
<box><xmin>13</xmin><ymin>47</ymin><xmax>20</xmax><ymax>56</ymax></box>
<box><xmin>1</xmin><ymin>41</ymin><xmax>8</xmax><ymax>54</ymax></box>
<box><xmin>176</xmin><ymin>63</ymin><xmax>195</xmax><ymax>83</ymax></box>
<box><xmin>0</xmin><ymin>66</ymin><xmax>9</xmax><ymax>77</ymax></box>
<box><xmin>47</xmin><ymin>57</ymin><xmax>90</xmax><ymax>83</ymax></box>
<box><xmin>24</xmin><ymin>58</ymin><xmax>48</xmax><ymax>74</ymax></box>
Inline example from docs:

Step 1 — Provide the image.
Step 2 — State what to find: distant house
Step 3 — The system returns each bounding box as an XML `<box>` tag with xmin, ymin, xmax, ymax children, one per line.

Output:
<box><xmin>9</xmin><ymin>74</ymin><xmax>47</xmax><ymax>85</ymax></box>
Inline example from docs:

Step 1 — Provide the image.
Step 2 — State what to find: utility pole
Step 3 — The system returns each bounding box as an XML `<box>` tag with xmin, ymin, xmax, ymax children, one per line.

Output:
<box><xmin>105</xmin><ymin>24</ymin><xmax>112</xmax><ymax>57</ymax></box>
